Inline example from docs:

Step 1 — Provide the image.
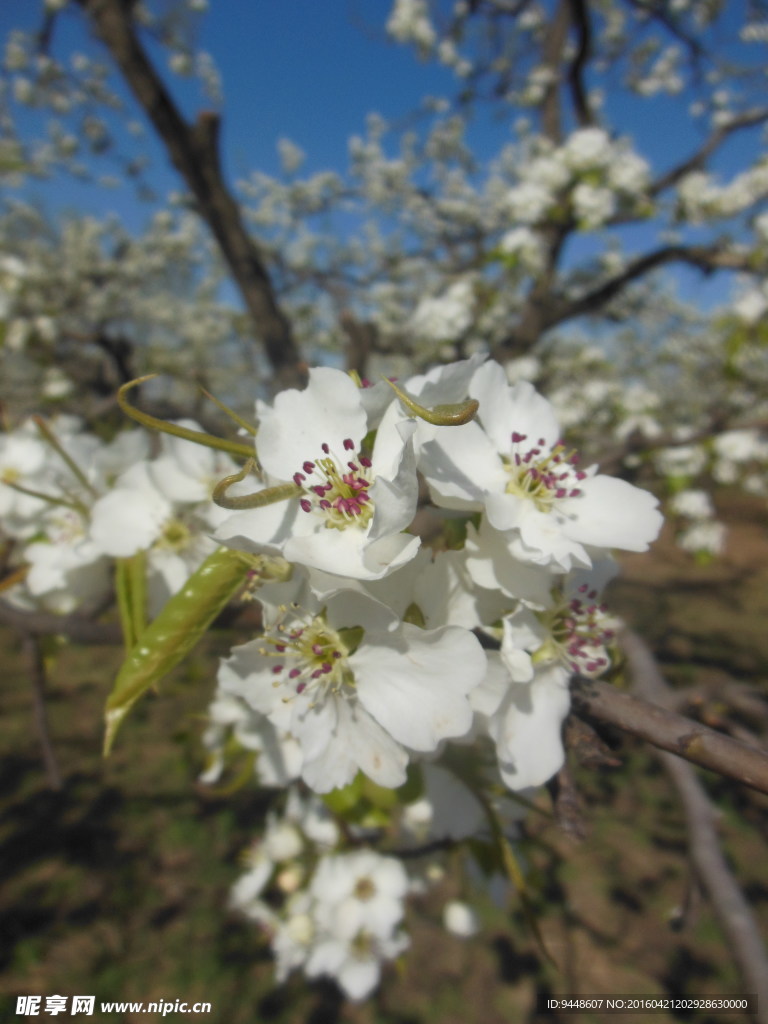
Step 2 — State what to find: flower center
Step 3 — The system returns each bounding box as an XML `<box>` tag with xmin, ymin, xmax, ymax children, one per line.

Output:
<box><xmin>259</xmin><ymin>607</ymin><xmax>361</xmax><ymax>700</ymax></box>
<box><xmin>354</xmin><ymin>877</ymin><xmax>376</xmax><ymax>902</ymax></box>
<box><xmin>156</xmin><ymin>518</ymin><xmax>193</xmax><ymax>552</ymax></box>
<box><xmin>48</xmin><ymin>507</ymin><xmax>86</xmax><ymax>545</ymax></box>
<box><xmin>292</xmin><ymin>439</ymin><xmax>374</xmax><ymax>531</ymax></box>
<box><xmin>537</xmin><ymin>583</ymin><xmax>615</xmax><ymax>676</ymax></box>
<box><xmin>502</xmin><ymin>432</ymin><xmax>587</xmax><ymax>512</ymax></box>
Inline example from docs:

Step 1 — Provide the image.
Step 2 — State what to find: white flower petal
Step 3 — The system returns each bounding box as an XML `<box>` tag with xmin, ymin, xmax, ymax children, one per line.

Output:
<box><xmin>562</xmin><ymin>475</ymin><xmax>664</xmax><ymax>552</ymax></box>
<box><xmin>298</xmin><ymin>699</ymin><xmax>408</xmax><ymax>793</ymax></box>
<box><xmin>257</xmin><ymin>368</ymin><xmax>367</xmax><ymax>479</ymax></box>
<box><xmin>90</xmin><ymin>480</ymin><xmax>172</xmax><ymax>557</ymax></box>
<box><xmin>492</xmin><ymin>663</ymin><xmax>571</xmax><ymax>790</ymax></box>
<box><xmin>354</xmin><ymin>625</ymin><xmax>485</xmax><ymax>751</ymax></box>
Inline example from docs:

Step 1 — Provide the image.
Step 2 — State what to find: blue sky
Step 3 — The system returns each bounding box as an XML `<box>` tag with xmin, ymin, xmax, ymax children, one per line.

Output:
<box><xmin>2</xmin><ymin>0</ymin><xmax>766</xmax><ymax>309</ymax></box>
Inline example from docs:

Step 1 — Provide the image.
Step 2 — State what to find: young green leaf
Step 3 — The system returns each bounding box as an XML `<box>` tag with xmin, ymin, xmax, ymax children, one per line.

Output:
<box><xmin>104</xmin><ymin>546</ymin><xmax>253</xmax><ymax>754</ymax></box>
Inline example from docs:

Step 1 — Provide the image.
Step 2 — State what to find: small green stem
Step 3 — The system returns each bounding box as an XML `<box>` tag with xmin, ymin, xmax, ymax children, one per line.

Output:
<box><xmin>199</xmin><ymin>387</ymin><xmax>258</xmax><ymax>438</ymax></box>
<box><xmin>3</xmin><ymin>480</ymin><xmax>88</xmax><ymax>517</ymax></box>
<box><xmin>118</xmin><ymin>376</ymin><xmax>255</xmax><ymax>460</ymax></box>
<box><xmin>33</xmin><ymin>416</ymin><xmax>100</xmax><ymax>498</ymax></box>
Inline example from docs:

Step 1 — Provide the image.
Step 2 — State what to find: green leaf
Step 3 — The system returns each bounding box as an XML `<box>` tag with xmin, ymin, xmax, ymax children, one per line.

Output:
<box><xmin>322</xmin><ymin>772</ymin><xmax>365</xmax><ymax>814</ymax></box>
<box><xmin>104</xmin><ymin>546</ymin><xmax>252</xmax><ymax>754</ymax></box>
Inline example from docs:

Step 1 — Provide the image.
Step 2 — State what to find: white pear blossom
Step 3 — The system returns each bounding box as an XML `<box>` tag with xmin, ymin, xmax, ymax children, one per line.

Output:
<box><xmin>470</xmin><ymin>561</ymin><xmax>619</xmax><ymax>790</ymax></box>
<box><xmin>561</xmin><ymin>127</ymin><xmax>613</xmax><ymax>172</ymax></box>
<box><xmin>670</xmin><ymin>489</ymin><xmax>715</xmax><ymax>519</ymax></box>
<box><xmin>473</xmin><ymin>654</ymin><xmax>571</xmax><ymax>790</ymax></box>
<box><xmin>89</xmin><ymin>428</ymin><xmax>237</xmax><ymax>610</ymax></box>
<box><xmin>216</xmin><ymin>367</ymin><xmax>421</xmax><ymax>582</ymax></box>
<box><xmin>199</xmin><ymin>691</ymin><xmax>303</xmax><ymax>788</ymax></box>
<box><xmin>408</xmin><ymin>279</ymin><xmax>475</xmax><ymax>341</ymax></box>
<box><xmin>303</xmin><ymin>850</ymin><xmax>410</xmax><ymax>1000</ymax></box>
<box><xmin>418</xmin><ymin>360</ymin><xmax>663</xmax><ymax>571</ymax></box>
<box><xmin>679</xmin><ymin>520</ymin><xmax>727</xmax><ymax>556</ymax></box>
<box><xmin>217</xmin><ymin>590</ymin><xmax>487</xmax><ymax>793</ymax></box>
<box><xmin>443</xmin><ymin>900</ymin><xmax>480</xmax><ymax>937</ymax></box>
<box><xmin>571</xmin><ymin>182</ymin><xmax>617</xmax><ymax>228</ymax></box>
<box><xmin>498</xmin><ymin>227</ymin><xmax>546</xmax><ymax>274</ymax></box>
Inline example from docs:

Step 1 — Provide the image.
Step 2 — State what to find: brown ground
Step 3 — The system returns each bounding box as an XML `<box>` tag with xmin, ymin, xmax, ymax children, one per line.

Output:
<box><xmin>0</xmin><ymin>489</ymin><xmax>766</xmax><ymax>1024</ymax></box>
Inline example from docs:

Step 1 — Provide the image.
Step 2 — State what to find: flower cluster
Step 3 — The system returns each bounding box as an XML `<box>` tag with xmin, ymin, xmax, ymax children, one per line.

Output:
<box><xmin>0</xmin><ymin>414</ymin><xmax>236</xmax><ymax>615</ymax></box>
<box><xmin>229</xmin><ymin>789</ymin><xmax>410</xmax><ymax>1001</ymax></box>
<box><xmin>210</xmin><ymin>359</ymin><xmax>661</xmax><ymax>798</ymax></box>
<box><xmin>191</xmin><ymin>357</ymin><xmax>664</xmax><ymax>993</ymax></box>
<box><xmin>1</xmin><ymin>356</ymin><xmax>664</xmax><ymax>1000</ymax></box>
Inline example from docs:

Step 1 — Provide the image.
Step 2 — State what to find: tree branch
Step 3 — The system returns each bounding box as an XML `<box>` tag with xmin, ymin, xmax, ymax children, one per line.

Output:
<box><xmin>76</xmin><ymin>0</ymin><xmax>306</xmax><ymax>390</ymax></box>
<box><xmin>540</xmin><ymin>0</ymin><xmax>570</xmax><ymax>143</ymax></box>
<box><xmin>549</xmin><ymin>242</ymin><xmax>755</xmax><ymax>326</ymax></box>
<box><xmin>22</xmin><ymin>631</ymin><xmax>64</xmax><ymax>791</ymax></box>
<box><xmin>570</xmin><ymin>674</ymin><xmax>768</xmax><ymax>796</ymax></box>
<box><xmin>650</xmin><ymin>108</ymin><xmax>768</xmax><ymax>197</ymax></box>
<box><xmin>565</xmin><ymin>0</ymin><xmax>594</xmax><ymax>127</ymax></box>
<box><xmin>625</xmin><ymin>629</ymin><xmax>768</xmax><ymax>1019</ymax></box>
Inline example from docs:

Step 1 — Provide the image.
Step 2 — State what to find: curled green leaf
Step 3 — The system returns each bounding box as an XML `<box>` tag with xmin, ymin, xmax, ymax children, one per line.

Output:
<box><xmin>212</xmin><ymin>458</ymin><xmax>302</xmax><ymax>510</ymax></box>
<box><xmin>384</xmin><ymin>377</ymin><xmax>479</xmax><ymax>426</ymax></box>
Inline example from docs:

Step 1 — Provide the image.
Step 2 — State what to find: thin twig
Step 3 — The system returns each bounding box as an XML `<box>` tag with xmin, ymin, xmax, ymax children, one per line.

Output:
<box><xmin>22</xmin><ymin>631</ymin><xmax>64</xmax><ymax>791</ymax></box>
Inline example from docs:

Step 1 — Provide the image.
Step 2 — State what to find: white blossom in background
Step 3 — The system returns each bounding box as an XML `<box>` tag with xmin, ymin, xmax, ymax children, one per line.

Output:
<box><xmin>562</xmin><ymin>127</ymin><xmax>614</xmax><ymax>172</ymax></box>
<box><xmin>670</xmin><ymin>489</ymin><xmax>715</xmax><ymax>520</ymax></box>
<box><xmin>498</xmin><ymin>227</ymin><xmax>547</xmax><ymax>275</ymax></box>
<box><xmin>504</xmin><ymin>180</ymin><xmax>555</xmax><ymax>224</ymax></box>
<box><xmin>443</xmin><ymin>900</ymin><xmax>480</xmax><ymax>938</ymax></box>
<box><xmin>386</xmin><ymin>0</ymin><xmax>437</xmax><ymax>52</ymax></box>
<box><xmin>408</xmin><ymin>278</ymin><xmax>475</xmax><ymax>341</ymax></box>
<box><xmin>653</xmin><ymin>444</ymin><xmax>708</xmax><ymax>479</ymax></box>
<box><xmin>678</xmin><ymin>520</ymin><xmax>727</xmax><ymax>557</ymax></box>
<box><xmin>571</xmin><ymin>182</ymin><xmax>617</xmax><ymax>228</ymax></box>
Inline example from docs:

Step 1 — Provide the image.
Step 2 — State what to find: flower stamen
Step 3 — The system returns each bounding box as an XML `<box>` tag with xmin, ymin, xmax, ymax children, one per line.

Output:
<box><xmin>294</xmin><ymin>438</ymin><xmax>374</xmax><ymax>531</ymax></box>
<box><xmin>503</xmin><ymin>432</ymin><xmax>587</xmax><ymax>512</ymax></box>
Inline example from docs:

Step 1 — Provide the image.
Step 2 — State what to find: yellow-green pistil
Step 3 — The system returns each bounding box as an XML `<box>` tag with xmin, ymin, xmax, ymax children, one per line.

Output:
<box><xmin>260</xmin><ymin>610</ymin><xmax>363</xmax><ymax>698</ymax></box>
<box><xmin>156</xmin><ymin>518</ymin><xmax>193</xmax><ymax>553</ymax></box>
<box><xmin>502</xmin><ymin>431</ymin><xmax>587</xmax><ymax>512</ymax></box>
